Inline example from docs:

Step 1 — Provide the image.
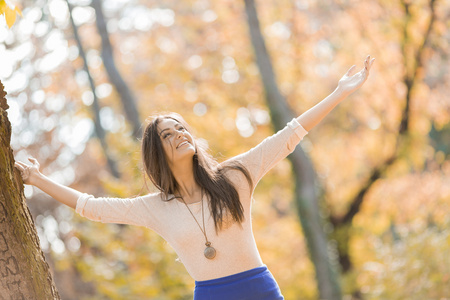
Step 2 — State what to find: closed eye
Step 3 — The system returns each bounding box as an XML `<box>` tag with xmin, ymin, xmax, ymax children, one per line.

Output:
<box><xmin>161</xmin><ymin>126</ymin><xmax>186</xmax><ymax>139</ymax></box>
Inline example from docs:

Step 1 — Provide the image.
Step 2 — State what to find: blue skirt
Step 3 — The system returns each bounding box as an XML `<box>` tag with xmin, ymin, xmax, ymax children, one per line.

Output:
<box><xmin>194</xmin><ymin>265</ymin><xmax>284</xmax><ymax>300</ymax></box>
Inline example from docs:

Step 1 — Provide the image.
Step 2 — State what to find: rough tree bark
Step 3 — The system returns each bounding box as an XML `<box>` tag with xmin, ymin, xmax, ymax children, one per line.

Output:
<box><xmin>243</xmin><ymin>1</ymin><xmax>342</xmax><ymax>299</ymax></box>
<box><xmin>0</xmin><ymin>81</ymin><xmax>60</xmax><ymax>299</ymax></box>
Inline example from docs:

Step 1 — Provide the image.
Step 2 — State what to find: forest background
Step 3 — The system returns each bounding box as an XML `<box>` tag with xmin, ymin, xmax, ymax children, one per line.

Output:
<box><xmin>1</xmin><ymin>0</ymin><xmax>449</xmax><ymax>299</ymax></box>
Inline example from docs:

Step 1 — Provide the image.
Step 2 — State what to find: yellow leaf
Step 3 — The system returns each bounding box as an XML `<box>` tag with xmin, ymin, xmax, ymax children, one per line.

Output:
<box><xmin>0</xmin><ymin>1</ymin><xmax>21</xmax><ymax>28</ymax></box>
<box><xmin>14</xmin><ymin>6</ymin><xmax>21</xmax><ymax>17</ymax></box>
<box><xmin>4</xmin><ymin>5</ymin><xmax>15</xmax><ymax>28</ymax></box>
<box><xmin>0</xmin><ymin>1</ymin><xmax>6</xmax><ymax>15</ymax></box>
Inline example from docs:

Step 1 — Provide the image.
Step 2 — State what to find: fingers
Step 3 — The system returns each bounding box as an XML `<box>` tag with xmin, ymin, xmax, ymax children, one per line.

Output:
<box><xmin>15</xmin><ymin>161</ymin><xmax>28</xmax><ymax>168</ymax></box>
<box><xmin>14</xmin><ymin>161</ymin><xmax>29</xmax><ymax>181</ymax></box>
<box><xmin>14</xmin><ymin>162</ymin><xmax>25</xmax><ymax>172</ymax></box>
<box><xmin>15</xmin><ymin>157</ymin><xmax>39</xmax><ymax>174</ymax></box>
<box><xmin>364</xmin><ymin>55</ymin><xmax>375</xmax><ymax>71</ymax></box>
<box><xmin>361</xmin><ymin>55</ymin><xmax>375</xmax><ymax>80</ymax></box>
<box><xmin>15</xmin><ymin>158</ymin><xmax>37</xmax><ymax>168</ymax></box>
<box><xmin>346</xmin><ymin>65</ymin><xmax>356</xmax><ymax>76</ymax></box>
<box><xmin>28</xmin><ymin>157</ymin><xmax>38</xmax><ymax>165</ymax></box>
<box><xmin>346</xmin><ymin>56</ymin><xmax>375</xmax><ymax>78</ymax></box>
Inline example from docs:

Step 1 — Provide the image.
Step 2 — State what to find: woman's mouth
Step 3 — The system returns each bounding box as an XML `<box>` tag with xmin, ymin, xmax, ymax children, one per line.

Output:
<box><xmin>177</xmin><ymin>141</ymin><xmax>189</xmax><ymax>148</ymax></box>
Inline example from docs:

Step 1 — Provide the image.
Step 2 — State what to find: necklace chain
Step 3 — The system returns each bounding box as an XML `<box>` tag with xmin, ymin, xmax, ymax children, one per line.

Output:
<box><xmin>180</xmin><ymin>190</ymin><xmax>216</xmax><ymax>259</ymax></box>
<box><xmin>180</xmin><ymin>190</ymin><xmax>209</xmax><ymax>245</ymax></box>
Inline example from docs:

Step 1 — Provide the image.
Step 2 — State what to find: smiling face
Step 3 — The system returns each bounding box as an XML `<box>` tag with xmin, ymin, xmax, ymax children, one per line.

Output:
<box><xmin>157</xmin><ymin>118</ymin><xmax>196</xmax><ymax>165</ymax></box>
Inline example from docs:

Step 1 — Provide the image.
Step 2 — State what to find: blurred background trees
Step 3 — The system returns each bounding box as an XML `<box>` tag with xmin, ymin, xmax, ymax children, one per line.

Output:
<box><xmin>1</xmin><ymin>0</ymin><xmax>449</xmax><ymax>299</ymax></box>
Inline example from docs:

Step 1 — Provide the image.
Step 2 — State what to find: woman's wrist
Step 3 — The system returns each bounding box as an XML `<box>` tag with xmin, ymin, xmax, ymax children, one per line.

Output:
<box><xmin>334</xmin><ymin>85</ymin><xmax>352</xmax><ymax>99</ymax></box>
<box><xmin>29</xmin><ymin>172</ymin><xmax>46</xmax><ymax>187</ymax></box>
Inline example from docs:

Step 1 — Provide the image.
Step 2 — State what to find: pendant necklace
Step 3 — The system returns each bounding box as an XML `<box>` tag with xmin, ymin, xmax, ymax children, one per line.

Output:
<box><xmin>181</xmin><ymin>191</ymin><xmax>216</xmax><ymax>259</ymax></box>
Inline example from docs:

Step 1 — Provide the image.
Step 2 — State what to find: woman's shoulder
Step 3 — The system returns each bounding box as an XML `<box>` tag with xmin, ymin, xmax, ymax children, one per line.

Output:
<box><xmin>129</xmin><ymin>192</ymin><xmax>162</xmax><ymax>206</ymax></box>
<box><xmin>139</xmin><ymin>192</ymin><xmax>180</xmax><ymax>205</ymax></box>
<box><xmin>139</xmin><ymin>191</ymin><xmax>165</xmax><ymax>201</ymax></box>
<box><xmin>218</xmin><ymin>160</ymin><xmax>252</xmax><ymax>190</ymax></box>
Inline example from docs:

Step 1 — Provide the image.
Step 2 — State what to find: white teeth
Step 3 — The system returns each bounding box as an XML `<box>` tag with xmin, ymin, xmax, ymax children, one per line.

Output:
<box><xmin>177</xmin><ymin>141</ymin><xmax>188</xmax><ymax>148</ymax></box>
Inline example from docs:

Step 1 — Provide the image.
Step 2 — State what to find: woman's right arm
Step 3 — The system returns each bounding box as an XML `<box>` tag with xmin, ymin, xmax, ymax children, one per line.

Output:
<box><xmin>15</xmin><ymin>157</ymin><xmax>161</xmax><ymax>230</ymax></box>
<box><xmin>15</xmin><ymin>157</ymin><xmax>81</xmax><ymax>209</ymax></box>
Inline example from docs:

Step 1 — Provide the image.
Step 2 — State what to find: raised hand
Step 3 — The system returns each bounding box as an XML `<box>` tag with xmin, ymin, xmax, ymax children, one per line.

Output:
<box><xmin>14</xmin><ymin>157</ymin><xmax>80</xmax><ymax>208</ymax></box>
<box><xmin>14</xmin><ymin>157</ymin><xmax>42</xmax><ymax>186</ymax></box>
<box><xmin>338</xmin><ymin>55</ymin><xmax>375</xmax><ymax>95</ymax></box>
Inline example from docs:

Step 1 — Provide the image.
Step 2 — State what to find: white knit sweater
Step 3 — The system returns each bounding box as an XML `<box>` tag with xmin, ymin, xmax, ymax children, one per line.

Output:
<box><xmin>76</xmin><ymin>118</ymin><xmax>308</xmax><ymax>281</ymax></box>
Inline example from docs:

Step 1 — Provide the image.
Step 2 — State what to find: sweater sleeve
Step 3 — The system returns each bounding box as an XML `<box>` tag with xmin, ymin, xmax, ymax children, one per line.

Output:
<box><xmin>229</xmin><ymin>118</ymin><xmax>308</xmax><ymax>187</ymax></box>
<box><xmin>75</xmin><ymin>193</ymin><xmax>161</xmax><ymax>231</ymax></box>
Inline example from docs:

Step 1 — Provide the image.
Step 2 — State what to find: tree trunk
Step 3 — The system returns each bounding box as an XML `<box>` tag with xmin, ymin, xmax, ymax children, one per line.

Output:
<box><xmin>91</xmin><ymin>0</ymin><xmax>142</xmax><ymax>139</ymax></box>
<box><xmin>243</xmin><ymin>1</ymin><xmax>342</xmax><ymax>299</ymax></box>
<box><xmin>67</xmin><ymin>0</ymin><xmax>121</xmax><ymax>179</ymax></box>
<box><xmin>0</xmin><ymin>81</ymin><xmax>60</xmax><ymax>299</ymax></box>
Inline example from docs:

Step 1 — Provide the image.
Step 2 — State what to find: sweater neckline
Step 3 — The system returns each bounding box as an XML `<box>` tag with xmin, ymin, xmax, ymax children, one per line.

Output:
<box><xmin>177</xmin><ymin>199</ymin><xmax>202</xmax><ymax>205</ymax></box>
<box><xmin>168</xmin><ymin>193</ymin><xmax>203</xmax><ymax>206</ymax></box>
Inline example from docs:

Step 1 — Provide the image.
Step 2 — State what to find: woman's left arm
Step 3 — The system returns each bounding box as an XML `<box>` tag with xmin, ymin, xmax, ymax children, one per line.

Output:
<box><xmin>226</xmin><ymin>56</ymin><xmax>374</xmax><ymax>191</ymax></box>
<box><xmin>297</xmin><ymin>55</ymin><xmax>375</xmax><ymax>132</ymax></box>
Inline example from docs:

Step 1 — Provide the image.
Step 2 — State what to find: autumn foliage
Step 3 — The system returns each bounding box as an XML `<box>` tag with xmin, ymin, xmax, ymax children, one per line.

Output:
<box><xmin>1</xmin><ymin>0</ymin><xmax>449</xmax><ymax>299</ymax></box>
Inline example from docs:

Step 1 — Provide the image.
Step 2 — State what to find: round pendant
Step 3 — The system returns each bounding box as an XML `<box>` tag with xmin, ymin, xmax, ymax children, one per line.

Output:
<box><xmin>204</xmin><ymin>246</ymin><xmax>216</xmax><ymax>259</ymax></box>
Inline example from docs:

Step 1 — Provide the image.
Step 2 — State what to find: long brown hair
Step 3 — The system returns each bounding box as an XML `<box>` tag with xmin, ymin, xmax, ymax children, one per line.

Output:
<box><xmin>141</xmin><ymin>113</ymin><xmax>253</xmax><ymax>231</ymax></box>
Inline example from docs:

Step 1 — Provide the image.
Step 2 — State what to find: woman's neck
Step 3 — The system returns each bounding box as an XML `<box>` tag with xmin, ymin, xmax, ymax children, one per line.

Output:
<box><xmin>170</xmin><ymin>160</ymin><xmax>201</xmax><ymax>202</ymax></box>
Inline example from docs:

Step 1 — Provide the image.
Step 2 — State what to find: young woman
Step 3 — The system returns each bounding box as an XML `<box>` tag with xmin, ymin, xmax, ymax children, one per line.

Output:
<box><xmin>15</xmin><ymin>56</ymin><xmax>374</xmax><ymax>299</ymax></box>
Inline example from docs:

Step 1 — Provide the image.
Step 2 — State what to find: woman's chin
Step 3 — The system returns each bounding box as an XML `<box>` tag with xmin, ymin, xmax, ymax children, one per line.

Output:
<box><xmin>174</xmin><ymin>148</ymin><xmax>196</xmax><ymax>161</ymax></box>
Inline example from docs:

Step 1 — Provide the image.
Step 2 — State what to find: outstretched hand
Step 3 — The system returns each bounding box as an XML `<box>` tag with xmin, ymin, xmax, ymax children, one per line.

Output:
<box><xmin>15</xmin><ymin>157</ymin><xmax>41</xmax><ymax>186</ymax></box>
<box><xmin>338</xmin><ymin>55</ymin><xmax>375</xmax><ymax>95</ymax></box>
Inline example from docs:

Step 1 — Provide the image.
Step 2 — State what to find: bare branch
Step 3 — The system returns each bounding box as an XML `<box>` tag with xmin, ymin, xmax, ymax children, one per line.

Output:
<box><xmin>91</xmin><ymin>0</ymin><xmax>142</xmax><ymax>139</ymax></box>
<box><xmin>333</xmin><ymin>0</ymin><xmax>438</xmax><ymax>229</ymax></box>
<box><xmin>67</xmin><ymin>0</ymin><xmax>121</xmax><ymax>178</ymax></box>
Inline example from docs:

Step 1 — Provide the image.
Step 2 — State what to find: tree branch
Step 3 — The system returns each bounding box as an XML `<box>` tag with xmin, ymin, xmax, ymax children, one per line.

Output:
<box><xmin>91</xmin><ymin>0</ymin><xmax>142</xmax><ymax>139</ymax></box>
<box><xmin>67</xmin><ymin>0</ymin><xmax>121</xmax><ymax>178</ymax></box>
<box><xmin>332</xmin><ymin>0</ymin><xmax>438</xmax><ymax>228</ymax></box>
